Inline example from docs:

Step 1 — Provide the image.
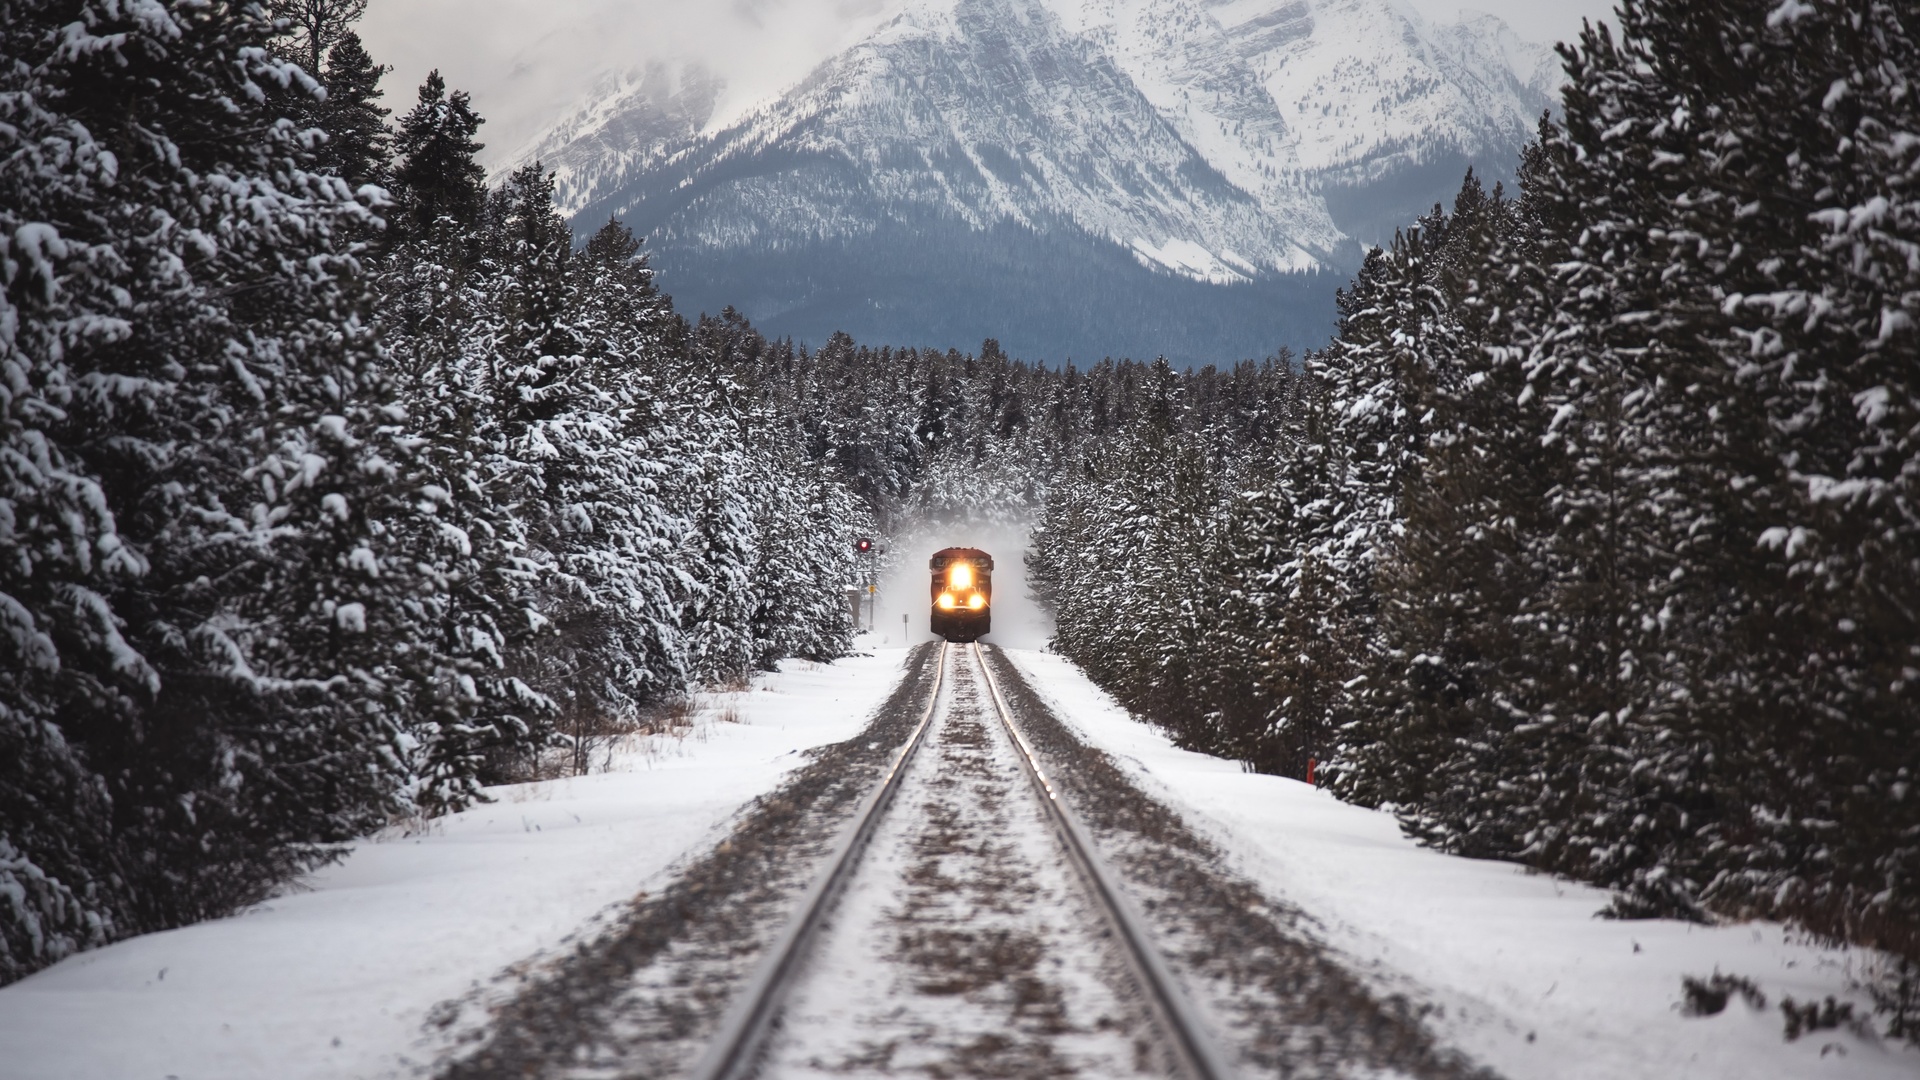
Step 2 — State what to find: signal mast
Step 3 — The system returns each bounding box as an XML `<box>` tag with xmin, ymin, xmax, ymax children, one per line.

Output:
<box><xmin>853</xmin><ymin>537</ymin><xmax>877</xmax><ymax>631</ymax></box>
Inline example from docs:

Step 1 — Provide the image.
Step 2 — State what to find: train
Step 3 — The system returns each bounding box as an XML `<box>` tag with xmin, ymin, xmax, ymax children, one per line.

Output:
<box><xmin>929</xmin><ymin>547</ymin><xmax>993</xmax><ymax>642</ymax></box>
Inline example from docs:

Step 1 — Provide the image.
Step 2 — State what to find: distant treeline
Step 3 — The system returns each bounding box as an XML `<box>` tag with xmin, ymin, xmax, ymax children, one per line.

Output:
<box><xmin>690</xmin><ymin>315</ymin><xmax>1303</xmax><ymax>531</ymax></box>
<box><xmin>650</xmin><ymin>211</ymin><xmax>1347</xmax><ymax>367</ymax></box>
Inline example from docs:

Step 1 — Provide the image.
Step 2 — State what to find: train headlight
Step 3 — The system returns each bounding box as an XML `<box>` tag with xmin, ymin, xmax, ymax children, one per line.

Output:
<box><xmin>966</xmin><ymin>593</ymin><xmax>985</xmax><ymax>610</ymax></box>
<box><xmin>937</xmin><ymin>592</ymin><xmax>957</xmax><ymax>610</ymax></box>
<box><xmin>948</xmin><ymin>563</ymin><xmax>973</xmax><ymax>590</ymax></box>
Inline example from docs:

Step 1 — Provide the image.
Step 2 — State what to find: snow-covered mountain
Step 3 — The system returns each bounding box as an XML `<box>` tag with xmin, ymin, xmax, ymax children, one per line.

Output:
<box><xmin>1042</xmin><ymin>0</ymin><xmax>1560</xmax><ymax>240</ymax></box>
<box><xmin>512</xmin><ymin>0</ymin><xmax>1561</xmax><ymax>361</ymax></box>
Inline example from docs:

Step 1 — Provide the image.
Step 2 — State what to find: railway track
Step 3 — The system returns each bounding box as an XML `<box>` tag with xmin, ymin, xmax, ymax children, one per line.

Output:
<box><xmin>687</xmin><ymin>641</ymin><xmax>1237</xmax><ymax>1080</ymax></box>
<box><xmin>432</xmin><ymin>641</ymin><xmax>1487</xmax><ymax>1080</ymax></box>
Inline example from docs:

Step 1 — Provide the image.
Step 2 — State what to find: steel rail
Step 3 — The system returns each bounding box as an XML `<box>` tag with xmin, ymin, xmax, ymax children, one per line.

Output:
<box><xmin>686</xmin><ymin>641</ymin><xmax>950</xmax><ymax>1080</ymax></box>
<box><xmin>971</xmin><ymin>642</ymin><xmax>1240</xmax><ymax>1080</ymax></box>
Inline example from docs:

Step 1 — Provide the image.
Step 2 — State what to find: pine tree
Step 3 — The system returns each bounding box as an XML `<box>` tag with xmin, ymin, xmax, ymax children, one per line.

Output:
<box><xmin>389</xmin><ymin>71</ymin><xmax>486</xmax><ymax>242</ymax></box>
<box><xmin>1713</xmin><ymin>0</ymin><xmax>1920</xmax><ymax>956</ymax></box>
<box><xmin>267</xmin><ymin>0</ymin><xmax>368</xmax><ymax>79</ymax></box>
<box><xmin>262</xmin><ymin>1</ymin><xmax>384</xmax><ymax>188</ymax></box>
<box><xmin>0</xmin><ymin>0</ymin><xmax>409</xmax><ymax>979</ymax></box>
<box><xmin>504</xmin><ymin>213</ymin><xmax>695</xmax><ymax>736</ymax></box>
<box><xmin>1561</xmin><ymin>0</ymin><xmax>1920</xmax><ymax>943</ymax></box>
<box><xmin>1231</xmin><ymin>379</ymin><xmax>1363</xmax><ymax>779</ymax></box>
<box><xmin>1346</xmin><ymin>166</ymin><xmax>1567</xmax><ymax>855</ymax></box>
<box><xmin>313</xmin><ymin>31</ymin><xmax>391</xmax><ymax>190</ymax></box>
<box><xmin>371</xmin><ymin>142</ymin><xmax>562</xmax><ymax>809</ymax></box>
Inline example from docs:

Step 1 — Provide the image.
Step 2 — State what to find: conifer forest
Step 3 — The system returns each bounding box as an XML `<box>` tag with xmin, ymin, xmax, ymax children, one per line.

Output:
<box><xmin>2</xmin><ymin>0</ymin><xmax>1917</xmax><ymax>1049</ymax></box>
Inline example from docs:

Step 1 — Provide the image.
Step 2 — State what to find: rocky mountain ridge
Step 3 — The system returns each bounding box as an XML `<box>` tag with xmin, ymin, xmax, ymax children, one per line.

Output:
<box><xmin>510</xmin><ymin>0</ymin><xmax>1563</xmax><ymax>361</ymax></box>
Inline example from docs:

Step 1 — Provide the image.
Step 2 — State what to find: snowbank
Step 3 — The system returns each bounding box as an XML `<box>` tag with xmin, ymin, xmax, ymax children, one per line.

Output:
<box><xmin>1002</xmin><ymin>647</ymin><xmax>1918</xmax><ymax>1080</ymax></box>
<box><xmin>0</xmin><ymin>648</ymin><xmax>910</xmax><ymax>1080</ymax></box>
<box><xmin>10</xmin><ymin>641</ymin><xmax>1908</xmax><ymax>1079</ymax></box>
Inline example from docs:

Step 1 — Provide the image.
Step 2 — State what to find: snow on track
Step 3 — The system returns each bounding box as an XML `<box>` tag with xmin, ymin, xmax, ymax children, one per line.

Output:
<box><xmin>762</xmin><ymin>643</ymin><xmax>1164</xmax><ymax>1077</ymax></box>
<box><xmin>980</xmin><ymin>646</ymin><xmax>1489</xmax><ymax>1080</ymax></box>
<box><xmin>998</xmin><ymin>646</ymin><xmax>1920</xmax><ymax>1080</ymax></box>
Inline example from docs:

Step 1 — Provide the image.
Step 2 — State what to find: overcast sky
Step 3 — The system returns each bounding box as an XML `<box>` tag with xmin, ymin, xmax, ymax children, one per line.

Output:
<box><xmin>358</xmin><ymin>0</ymin><xmax>1615</xmax><ymax>169</ymax></box>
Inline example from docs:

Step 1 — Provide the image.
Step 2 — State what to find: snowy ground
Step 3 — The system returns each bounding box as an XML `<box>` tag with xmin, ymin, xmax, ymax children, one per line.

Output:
<box><xmin>0</xmin><ymin>649</ymin><xmax>906</xmax><ymax>1080</ymax></box>
<box><xmin>5</xmin><ymin>638</ymin><xmax>1914</xmax><ymax>1079</ymax></box>
<box><xmin>1000</xmin><ymin>647</ymin><xmax>1920</xmax><ymax>1080</ymax></box>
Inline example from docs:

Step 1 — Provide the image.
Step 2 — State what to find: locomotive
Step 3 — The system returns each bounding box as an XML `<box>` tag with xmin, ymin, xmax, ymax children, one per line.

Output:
<box><xmin>929</xmin><ymin>548</ymin><xmax>993</xmax><ymax>642</ymax></box>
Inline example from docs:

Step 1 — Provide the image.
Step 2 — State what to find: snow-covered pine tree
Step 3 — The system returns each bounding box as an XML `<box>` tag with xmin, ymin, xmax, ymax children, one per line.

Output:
<box><xmin>1028</xmin><ymin>443</ymin><xmax>1132</xmax><ymax>685</ymax></box>
<box><xmin>1</xmin><ymin>0</ymin><xmax>413</xmax><ymax>979</ymax></box>
<box><xmin>373</xmin><ymin>85</ymin><xmax>556</xmax><ymax>808</ymax></box>
<box><xmin>533</xmin><ymin>218</ymin><xmax>689</xmax><ymax>721</ymax></box>
<box><xmin>1232</xmin><ymin>239</ymin><xmax>1432</xmax><ymax>784</ymax></box>
<box><xmin>310</xmin><ymin>31</ymin><xmax>390</xmax><ymax>190</ymax></box>
<box><xmin>1122</xmin><ymin>381</ymin><xmax>1237</xmax><ymax>746</ymax></box>
<box><xmin>1347</xmin><ymin>167</ymin><xmax>1571</xmax><ymax>856</ymax></box>
<box><xmin>474</xmin><ymin>179</ymin><xmax>689</xmax><ymax>754</ymax></box>
<box><xmin>1570</xmin><ymin>0</ymin><xmax>1920</xmax><ymax>948</ymax></box>
<box><xmin>387</xmin><ymin>70</ymin><xmax>485</xmax><ymax>243</ymax></box>
<box><xmin>1199</xmin><ymin>478</ymin><xmax>1284</xmax><ymax>766</ymax></box>
<box><xmin>1188</xmin><ymin>360</ymin><xmax>1312</xmax><ymax>767</ymax></box>
<box><xmin>672</xmin><ymin>318</ymin><xmax>774</xmax><ymax>686</ymax></box>
<box><xmin>1334</xmin><ymin>186</ymin><xmax>1485</xmax><ymax>814</ymax></box>
<box><xmin>1220</xmin><ymin>376</ymin><xmax>1365</xmax><ymax>779</ymax></box>
<box><xmin>673</xmin><ymin>410</ymin><xmax>760</xmax><ymax>688</ymax></box>
<box><xmin>1460</xmin><ymin>19</ymin><xmax>1717</xmax><ymax>917</ymax></box>
<box><xmin>1027</xmin><ymin>359</ymin><xmax>1304</xmax><ymax>764</ymax></box>
<box><xmin>264</xmin><ymin>0</ymin><xmax>385</xmax><ymax>191</ymax></box>
<box><xmin>1027</xmin><ymin>386</ymin><xmax>1245</xmax><ymax>754</ymax></box>
<box><xmin>1701</xmin><ymin>0</ymin><xmax>1920</xmax><ymax>957</ymax></box>
<box><xmin>746</xmin><ymin>430</ymin><xmax>865</xmax><ymax>668</ymax></box>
